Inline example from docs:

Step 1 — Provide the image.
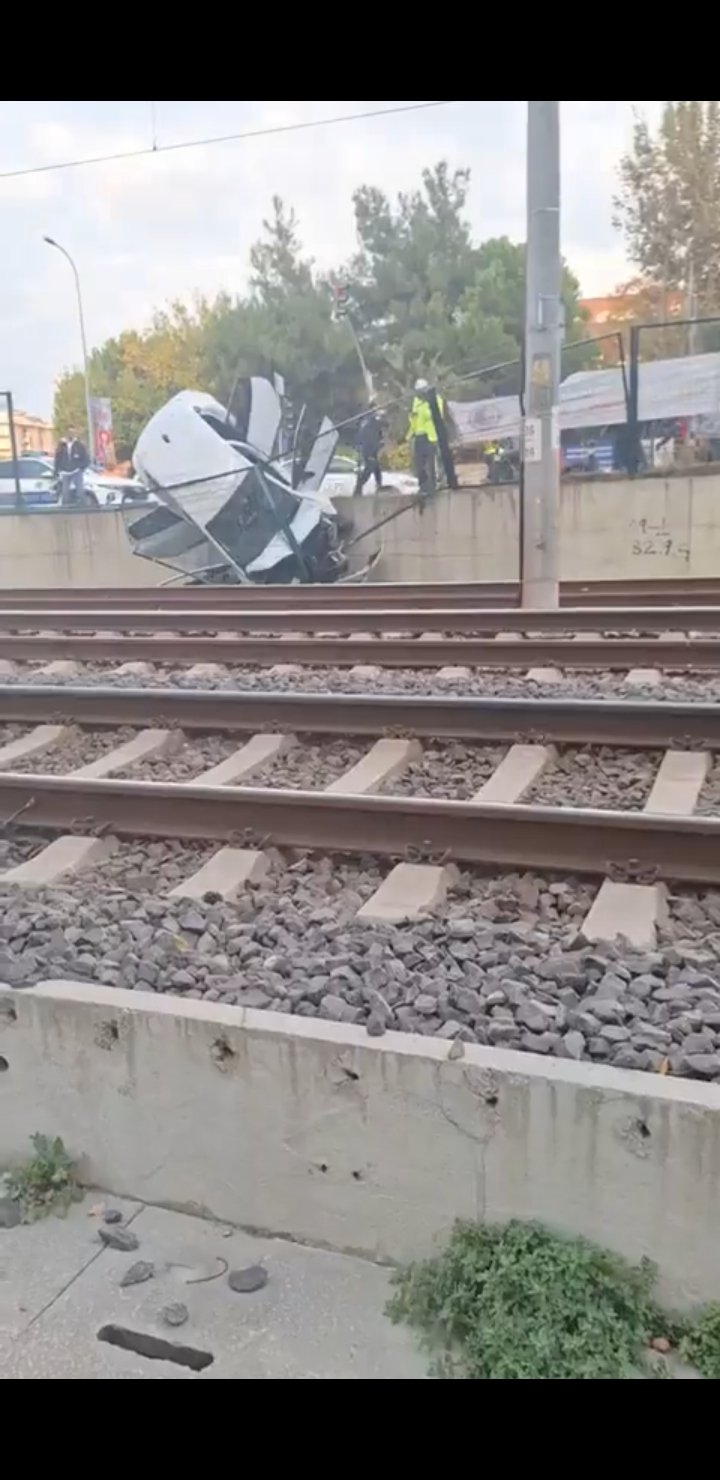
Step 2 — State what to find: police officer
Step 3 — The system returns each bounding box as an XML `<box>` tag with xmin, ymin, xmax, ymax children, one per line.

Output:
<box><xmin>407</xmin><ymin>379</ymin><xmax>446</xmax><ymax>496</ymax></box>
<box><xmin>354</xmin><ymin>397</ymin><xmax>384</xmax><ymax>496</ymax></box>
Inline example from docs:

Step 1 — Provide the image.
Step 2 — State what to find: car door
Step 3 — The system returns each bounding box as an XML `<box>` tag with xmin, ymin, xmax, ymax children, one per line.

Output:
<box><xmin>18</xmin><ymin>458</ymin><xmax>57</xmax><ymax>505</ymax></box>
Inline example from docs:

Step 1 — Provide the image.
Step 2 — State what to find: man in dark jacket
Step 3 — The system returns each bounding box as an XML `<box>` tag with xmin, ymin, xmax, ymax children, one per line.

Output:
<box><xmin>354</xmin><ymin>399</ymin><xmax>383</xmax><ymax>496</ymax></box>
<box><xmin>54</xmin><ymin>428</ymin><xmax>89</xmax><ymax>504</ymax></box>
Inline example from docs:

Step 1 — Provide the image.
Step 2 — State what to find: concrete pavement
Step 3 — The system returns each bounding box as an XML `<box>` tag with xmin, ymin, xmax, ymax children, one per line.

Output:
<box><xmin>0</xmin><ymin>1196</ymin><xmax>427</xmax><ymax>1379</ymax></box>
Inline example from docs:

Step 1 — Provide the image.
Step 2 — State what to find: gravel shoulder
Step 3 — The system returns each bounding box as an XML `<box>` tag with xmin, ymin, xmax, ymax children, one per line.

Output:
<box><xmin>113</xmin><ymin>735</ymin><xmax>238</xmax><ymax>782</ymax></box>
<box><xmin>525</xmin><ymin>747</ymin><xmax>662</xmax><ymax>810</ymax></box>
<box><xmin>251</xmin><ymin>737</ymin><xmax>368</xmax><ymax>790</ymax></box>
<box><xmin>1</xmin><ymin>838</ymin><xmax>719</xmax><ymax>1083</ymax></box>
<box><xmin>6</xmin><ymin>727</ymin><xmax>136</xmax><ymax>776</ymax></box>
<box><xmin>9</xmin><ymin>661</ymin><xmax>720</xmax><ymax>703</ymax></box>
<box><xmin>386</xmin><ymin>742</ymin><xmax>507</xmax><ymax>798</ymax></box>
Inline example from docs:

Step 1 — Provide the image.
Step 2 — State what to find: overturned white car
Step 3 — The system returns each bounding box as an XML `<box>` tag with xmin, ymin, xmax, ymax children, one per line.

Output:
<box><xmin>125</xmin><ymin>379</ymin><xmax>349</xmax><ymax>585</ymax></box>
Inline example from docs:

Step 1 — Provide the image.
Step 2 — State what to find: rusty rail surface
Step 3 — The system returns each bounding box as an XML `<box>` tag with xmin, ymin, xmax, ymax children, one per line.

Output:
<box><xmin>2</xmin><ymin>605</ymin><xmax>720</xmax><ymax>635</ymax></box>
<box><xmin>2</xmin><ymin>771</ymin><xmax>720</xmax><ymax>884</ymax></box>
<box><xmin>3</xmin><ymin>577</ymin><xmax>720</xmax><ymax>608</ymax></box>
<box><xmin>2</xmin><ymin>685</ymin><xmax>719</xmax><ymax>747</ymax></box>
<box><xmin>1</xmin><ymin>632</ymin><xmax>719</xmax><ymax>669</ymax></box>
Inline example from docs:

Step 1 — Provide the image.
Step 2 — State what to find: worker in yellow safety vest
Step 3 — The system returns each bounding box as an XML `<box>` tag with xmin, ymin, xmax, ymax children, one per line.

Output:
<box><xmin>407</xmin><ymin>378</ymin><xmax>446</xmax><ymax>496</ymax></box>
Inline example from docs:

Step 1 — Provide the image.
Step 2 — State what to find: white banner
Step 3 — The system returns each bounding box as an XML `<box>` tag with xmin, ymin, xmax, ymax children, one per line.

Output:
<box><xmin>449</xmin><ymin>351</ymin><xmax>720</xmax><ymax>444</ymax></box>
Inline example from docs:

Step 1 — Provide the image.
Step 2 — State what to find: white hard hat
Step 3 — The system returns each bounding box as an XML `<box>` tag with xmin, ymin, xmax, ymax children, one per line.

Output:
<box><xmin>414</xmin><ymin>377</ymin><xmax>429</xmax><ymax>391</ymax></box>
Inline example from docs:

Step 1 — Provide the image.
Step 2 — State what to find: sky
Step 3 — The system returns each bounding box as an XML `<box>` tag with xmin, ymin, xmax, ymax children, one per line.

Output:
<box><xmin>0</xmin><ymin>100</ymin><xmax>664</xmax><ymax>419</ymax></box>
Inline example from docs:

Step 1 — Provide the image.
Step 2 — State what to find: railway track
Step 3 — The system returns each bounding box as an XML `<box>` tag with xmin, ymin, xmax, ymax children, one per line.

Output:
<box><xmin>1</xmin><ymin>685</ymin><xmax>720</xmax><ymax>882</ymax></box>
<box><xmin>3</xmin><ymin>576</ymin><xmax>720</xmax><ymax>608</ymax></box>
<box><xmin>2</xmin><ymin>684</ymin><xmax>720</xmax><ymax>745</ymax></box>
<box><xmin>1</xmin><ymin>603</ymin><xmax>720</xmax><ymax>635</ymax></box>
<box><xmin>1</xmin><ymin>633</ymin><xmax>720</xmax><ymax>671</ymax></box>
<box><xmin>2</xmin><ymin>680</ymin><xmax>720</xmax><ymax>1082</ymax></box>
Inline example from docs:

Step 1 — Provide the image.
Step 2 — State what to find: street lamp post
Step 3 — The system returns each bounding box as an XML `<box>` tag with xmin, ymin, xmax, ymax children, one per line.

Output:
<box><xmin>44</xmin><ymin>235</ymin><xmax>93</xmax><ymax>457</ymax></box>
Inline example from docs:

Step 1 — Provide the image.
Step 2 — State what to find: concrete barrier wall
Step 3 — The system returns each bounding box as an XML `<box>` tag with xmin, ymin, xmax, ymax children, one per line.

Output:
<box><xmin>343</xmin><ymin>471</ymin><xmax>720</xmax><ymax>582</ymax></box>
<box><xmin>1</xmin><ymin>471</ymin><xmax>720</xmax><ymax>587</ymax></box>
<box><xmin>0</xmin><ymin>509</ymin><xmax>160</xmax><ymax>588</ymax></box>
<box><xmin>2</xmin><ymin>980</ymin><xmax>719</xmax><ymax>1305</ymax></box>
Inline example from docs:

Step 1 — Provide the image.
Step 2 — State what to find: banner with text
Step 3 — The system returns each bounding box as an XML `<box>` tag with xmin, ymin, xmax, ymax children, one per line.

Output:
<box><xmin>90</xmin><ymin>397</ymin><xmax>115</xmax><ymax>467</ymax></box>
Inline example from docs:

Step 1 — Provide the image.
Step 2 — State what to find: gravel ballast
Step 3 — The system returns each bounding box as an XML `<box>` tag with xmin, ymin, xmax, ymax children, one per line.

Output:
<box><xmin>6</xmin><ymin>726</ymin><xmax>136</xmax><ymax>776</ymax></box>
<box><xmin>251</xmin><ymin>736</ymin><xmax>368</xmax><ymax>790</ymax></box>
<box><xmin>696</xmin><ymin>758</ymin><xmax>720</xmax><ymax>816</ymax></box>
<box><xmin>1</xmin><ymin>841</ymin><xmax>720</xmax><ymax>1082</ymax></box>
<box><xmin>9</xmin><ymin>660</ymin><xmax>720</xmax><ymax>704</ymax></box>
<box><xmin>525</xmin><ymin>747</ymin><xmax>662</xmax><ymax>810</ymax></box>
<box><xmin>386</xmin><ymin>742</ymin><xmax>507</xmax><ymax>798</ymax></box>
<box><xmin>113</xmin><ymin>735</ymin><xmax>238</xmax><ymax>783</ymax></box>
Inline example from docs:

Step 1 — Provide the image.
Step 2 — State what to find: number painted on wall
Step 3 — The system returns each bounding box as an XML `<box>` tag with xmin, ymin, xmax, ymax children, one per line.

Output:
<box><xmin>629</xmin><ymin>517</ymin><xmax>689</xmax><ymax>561</ymax></box>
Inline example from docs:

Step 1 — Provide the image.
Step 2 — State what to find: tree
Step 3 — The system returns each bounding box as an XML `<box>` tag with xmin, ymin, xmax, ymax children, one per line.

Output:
<box><xmin>590</xmin><ymin>277</ymin><xmax>686</xmax><ymax>364</ymax></box>
<box><xmin>53</xmin><ymin>302</ymin><xmax>208</xmax><ymax>459</ymax></box>
<box><xmin>344</xmin><ymin>163</ymin><xmax>483</xmax><ymax>395</ymax></box>
<box><xmin>53</xmin><ymin>161</ymin><xmax>598</xmax><ymax>458</ymax></box>
<box><xmin>615</xmin><ymin>102</ymin><xmax>720</xmax><ymax>312</ymax></box>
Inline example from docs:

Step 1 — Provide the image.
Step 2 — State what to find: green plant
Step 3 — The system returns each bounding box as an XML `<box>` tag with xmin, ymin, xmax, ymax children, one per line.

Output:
<box><xmin>679</xmin><ymin>1305</ymin><xmax>720</xmax><ymax>1378</ymax></box>
<box><xmin>387</xmin><ymin>1220</ymin><xmax>668</xmax><ymax>1379</ymax></box>
<box><xmin>5</xmin><ymin>1134</ymin><xmax>80</xmax><ymax>1222</ymax></box>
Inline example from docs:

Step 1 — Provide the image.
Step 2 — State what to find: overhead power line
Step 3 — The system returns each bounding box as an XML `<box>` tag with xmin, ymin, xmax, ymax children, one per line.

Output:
<box><xmin>0</xmin><ymin>101</ymin><xmax>455</xmax><ymax>182</ymax></box>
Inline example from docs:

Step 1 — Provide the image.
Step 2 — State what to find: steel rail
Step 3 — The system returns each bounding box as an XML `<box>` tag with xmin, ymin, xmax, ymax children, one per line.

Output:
<box><xmin>2</xmin><ymin>685</ymin><xmax>719</xmax><ymax>747</ymax></box>
<box><xmin>0</xmin><ymin>632</ymin><xmax>719</xmax><ymax>669</ymax></box>
<box><xmin>4</xmin><ymin>578</ymin><xmax>720</xmax><ymax>608</ymax></box>
<box><xmin>2</xmin><ymin>605</ymin><xmax>720</xmax><ymax>634</ymax></box>
<box><xmin>1</xmin><ymin>771</ymin><xmax>720</xmax><ymax>883</ymax></box>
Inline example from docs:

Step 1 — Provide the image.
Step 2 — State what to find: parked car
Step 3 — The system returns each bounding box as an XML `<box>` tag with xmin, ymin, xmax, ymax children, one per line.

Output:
<box><xmin>319</xmin><ymin>453</ymin><xmax>420</xmax><ymax>498</ymax></box>
<box><xmin>0</xmin><ymin>455</ymin><xmax>60</xmax><ymax>507</ymax></box>
<box><xmin>0</xmin><ymin>455</ymin><xmax>145</xmax><ymax>508</ymax></box>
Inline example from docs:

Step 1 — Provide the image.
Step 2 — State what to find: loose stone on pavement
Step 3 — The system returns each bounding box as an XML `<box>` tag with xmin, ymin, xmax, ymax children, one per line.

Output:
<box><xmin>228</xmin><ymin>1265</ymin><xmax>269</xmax><ymax>1294</ymax></box>
<box><xmin>99</xmin><ymin>1225</ymin><xmax>140</xmax><ymax>1252</ymax></box>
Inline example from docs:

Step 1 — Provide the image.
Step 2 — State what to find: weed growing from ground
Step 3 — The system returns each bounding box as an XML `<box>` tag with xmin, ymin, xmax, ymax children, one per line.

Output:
<box><xmin>5</xmin><ymin>1134</ymin><xmax>80</xmax><ymax>1221</ymax></box>
<box><xmin>388</xmin><ymin>1220</ymin><xmax>674</xmax><ymax>1379</ymax></box>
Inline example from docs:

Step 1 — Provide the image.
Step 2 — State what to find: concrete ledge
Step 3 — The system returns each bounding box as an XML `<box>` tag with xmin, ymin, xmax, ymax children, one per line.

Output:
<box><xmin>644</xmin><ymin>749</ymin><xmax>711</xmax><ymax>816</ymax></box>
<box><xmin>624</xmin><ymin>668</ymin><xmax>661</xmax><ymax>687</ymax></box>
<box><xmin>115</xmin><ymin>661</ymin><xmax>156</xmax><ymax>679</ymax></box>
<box><xmin>437</xmin><ymin>666</ymin><xmax>471</xmax><ymax>682</ymax></box>
<box><xmin>72</xmin><ymin>728</ymin><xmax>184</xmax><ymax>780</ymax></box>
<box><xmin>473</xmin><ymin>744</ymin><xmax>556</xmax><ymax>804</ymax></box>
<box><xmin>582</xmin><ymin>879</ymin><xmax>669</xmax><ymax>950</ymax></box>
<box><xmin>356</xmin><ymin>862</ymin><xmax>457</xmax><ymax>923</ymax></box>
<box><xmin>1</xmin><ymin>835</ymin><xmax>118</xmax><ymax>886</ymax></box>
<box><xmin>325</xmin><ymin>738</ymin><xmax>422</xmax><ymax>796</ymax></box>
<box><xmin>1</xmin><ymin>979</ymin><xmax>719</xmax><ymax>1305</ymax></box>
<box><xmin>194</xmin><ymin>733</ymin><xmax>296</xmax><ymax>787</ymax></box>
<box><xmin>0</xmin><ymin>724</ymin><xmax>72</xmax><ymax>768</ymax></box>
<box><xmin>36</xmin><ymin>660</ymin><xmax>80</xmax><ymax>679</ymax></box>
<box><xmin>186</xmin><ymin>663</ymin><xmax>228</xmax><ymax>682</ymax></box>
<box><xmin>526</xmin><ymin>667</ymin><xmax>564</xmax><ymax>683</ymax></box>
<box><xmin>169</xmin><ymin>846</ymin><xmax>271</xmax><ymax>900</ymax></box>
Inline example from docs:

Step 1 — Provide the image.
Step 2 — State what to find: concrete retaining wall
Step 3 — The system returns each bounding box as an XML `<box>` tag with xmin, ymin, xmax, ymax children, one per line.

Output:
<box><xmin>2</xmin><ymin>980</ymin><xmax>719</xmax><ymax>1305</ymax></box>
<box><xmin>1</xmin><ymin>471</ymin><xmax>720</xmax><ymax>588</ymax></box>
<box><xmin>0</xmin><ymin>508</ymin><xmax>161</xmax><ymax>588</ymax></box>
<box><xmin>344</xmin><ymin>472</ymin><xmax>717</xmax><ymax>582</ymax></box>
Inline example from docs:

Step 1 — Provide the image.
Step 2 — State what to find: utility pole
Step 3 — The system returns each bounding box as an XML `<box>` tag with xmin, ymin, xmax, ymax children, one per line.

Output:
<box><xmin>521</xmin><ymin>101</ymin><xmax>561</xmax><ymax>608</ymax></box>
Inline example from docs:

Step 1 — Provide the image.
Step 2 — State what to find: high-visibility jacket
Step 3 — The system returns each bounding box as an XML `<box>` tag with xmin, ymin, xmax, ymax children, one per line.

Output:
<box><xmin>408</xmin><ymin>392</ymin><xmax>445</xmax><ymax>443</ymax></box>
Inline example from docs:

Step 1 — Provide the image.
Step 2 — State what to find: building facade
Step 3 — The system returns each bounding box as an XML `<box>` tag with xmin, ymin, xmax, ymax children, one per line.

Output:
<box><xmin>0</xmin><ymin>409</ymin><xmax>53</xmax><ymax>460</ymax></box>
